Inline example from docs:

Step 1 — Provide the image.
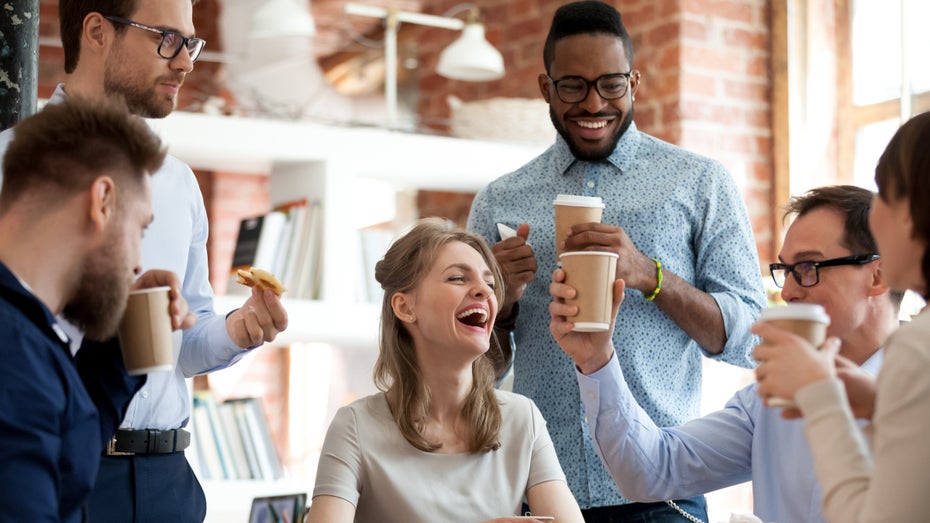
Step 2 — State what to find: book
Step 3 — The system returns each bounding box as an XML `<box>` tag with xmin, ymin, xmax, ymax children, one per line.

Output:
<box><xmin>194</xmin><ymin>391</ymin><xmax>240</xmax><ymax>479</ymax></box>
<box><xmin>293</xmin><ymin>201</ymin><xmax>323</xmax><ymax>300</ymax></box>
<box><xmin>231</xmin><ymin>211</ymin><xmax>288</xmax><ymax>274</ymax></box>
<box><xmin>271</xmin><ymin>198</ymin><xmax>310</xmax><ymax>291</ymax></box>
<box><xmin>224</xmin><ymin>397</ymin><xmax>284</xmax><ymax>480</ymax></box>
<box><xmin>217</xmin><ymin>400</ymin><xmax>254</xmax><ymax>479</ymax></box>
<box><xmin>191</xmin><ymin>394</ymin><xmax>225</xmax><ymax>480</ymax></box>
<box><xmin>230</xmin><ymin>400</ymin><xmax>263</xmax><ymax>481</ymax></box>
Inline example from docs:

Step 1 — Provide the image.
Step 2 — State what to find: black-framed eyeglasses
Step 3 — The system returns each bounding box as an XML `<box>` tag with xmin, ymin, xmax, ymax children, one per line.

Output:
<box><xmin>546</xmin><ymin>72</ymin><xmax>633</xmax><ymax>103</ymax></box>
<box><xmin>105</xmin><ymin>15</ymin><xmax>205</xmax><ymax>62</ymax></box>
<box><xmin>769</xmin><ymin>254</ymin><xmax>880</xmax><ymax>288</ymax></box>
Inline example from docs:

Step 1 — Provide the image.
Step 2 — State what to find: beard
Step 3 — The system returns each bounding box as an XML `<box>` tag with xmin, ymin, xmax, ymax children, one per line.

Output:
<box><xmin>550</xmin><ymin>105</ymin><xmax>635</xmax><ymax>162</ymax></box>
<box><xmin>103</xmin><ymin>51</ymin><xmax>179</xmax><ymax>119</ymax></box>
<box><xmin>62</xmin><ymin>232</ymin><xmax>132</xmax><ymax>341</ymax></box>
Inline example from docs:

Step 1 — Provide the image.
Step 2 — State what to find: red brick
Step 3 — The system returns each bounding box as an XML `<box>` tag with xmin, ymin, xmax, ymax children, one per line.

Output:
<box><xmin>695</xmin><ymin>0</ymin><xmax>756</xmax><ymax>25</ymax></box>
<box><xmin>644</xmin><ymin>20</ymin><xmax>682</xmax><ymax>48</ymax></box>
<box><xmin>722</xmin><ymin>27</ymin><xmax>768</xmax><ymax>50</ymax></box>
<box><xmin>681</xmin><ymin>70</ymin><xmax>719</xmax><ymax>97</ymax></box>
<box><xmin>682</xmin><ymin>18</ymin><xmax>710</xmax><ymax>42</ymax></box>
<box><xmin>723</xmin><ymin>78</ymin><xmax>768</xmax><ymax>102</ymax></box>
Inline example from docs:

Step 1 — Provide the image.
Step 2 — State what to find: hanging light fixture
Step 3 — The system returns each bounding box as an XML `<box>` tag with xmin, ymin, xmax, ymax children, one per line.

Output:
<box><xmin>250</xmin><ymin>0</ymin><xmax>316</xmax><ymax>39</ymax></box>
<box><xmin>436</xmin><ymin>8</ymin><xmax>504</xmax><ymax>81</ymax></box>
<box><xmin>344</xmin><ymin>3</ymin><xmax>506</xmax><ymax>128</ymax></box>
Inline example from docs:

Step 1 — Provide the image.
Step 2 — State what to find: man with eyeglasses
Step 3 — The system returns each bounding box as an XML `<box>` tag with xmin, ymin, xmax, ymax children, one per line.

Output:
<box><xmin>0</xmin><ymin>1</ymin><xmax>288</xmax><ymax>522</ymax></box>
<box><xmin>549</xmin><ymin>185</ymin><xmax>900</xmax><ymax>523</ymax></box>
<box><xmin>467</xmin><ymin>2</ymin><xmax>765</xmax><ymax>521</ymax></box>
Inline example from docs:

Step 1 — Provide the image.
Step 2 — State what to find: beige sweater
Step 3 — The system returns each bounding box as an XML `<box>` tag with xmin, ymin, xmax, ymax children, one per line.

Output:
<box><xmin>796</xmin><ymin>308</ymin><xmax>930</xmax><ymax>523</ymax></box>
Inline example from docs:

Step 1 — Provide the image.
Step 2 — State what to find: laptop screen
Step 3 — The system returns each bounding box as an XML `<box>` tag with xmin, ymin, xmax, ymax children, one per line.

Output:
<box><xmin>247</xmin><ymin>493</ymin><xmax>307</xmax><ymax>523</ymax></box>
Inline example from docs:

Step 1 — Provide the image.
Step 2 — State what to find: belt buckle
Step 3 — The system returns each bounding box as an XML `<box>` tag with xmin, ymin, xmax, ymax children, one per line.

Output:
<box><xmin>106</xmin><ymin>435</ymin><xmax>134</xmax><ymax>456</ymax></box>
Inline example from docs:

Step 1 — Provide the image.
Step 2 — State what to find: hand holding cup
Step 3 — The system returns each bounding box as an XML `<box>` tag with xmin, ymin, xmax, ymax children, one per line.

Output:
<box><xmin>752</xmin><ymin>304</ymin><xmax>836</xmax><ymax>409</ymax></box>
<box><xmin>550</xmin><ymin>266</ymin><xmax>626</xmax><ymax>375</ymax></box>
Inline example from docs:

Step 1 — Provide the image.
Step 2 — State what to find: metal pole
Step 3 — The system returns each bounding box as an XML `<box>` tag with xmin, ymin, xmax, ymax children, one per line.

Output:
<box><xmin>0</xmin><ymin>0</ymin><xmax>39</xmax><ymax>131</ymax></box>
<box><xmin>385</xmin><ymin>9</ymin><xmax>398</xmax><ymax>128</ymax></box>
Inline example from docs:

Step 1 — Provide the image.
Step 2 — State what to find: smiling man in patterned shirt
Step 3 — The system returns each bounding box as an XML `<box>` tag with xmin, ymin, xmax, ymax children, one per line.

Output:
<box><xmin>466</xmin><ymin>2</ymin><xmax>766</xmax><ymax>522</ymax></box>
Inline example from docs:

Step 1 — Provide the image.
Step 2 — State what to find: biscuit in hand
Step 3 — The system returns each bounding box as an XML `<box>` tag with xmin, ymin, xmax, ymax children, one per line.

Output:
<box><xmin>236</xmin><ymin>267</ymin><xmax>287</xmax><ymax>296</ymax></box>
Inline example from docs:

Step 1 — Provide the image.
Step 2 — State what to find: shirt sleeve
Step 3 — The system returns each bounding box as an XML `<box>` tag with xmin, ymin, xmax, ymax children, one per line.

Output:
<box><xmin>466</xmin><ymin>184</ymin><xmax>499</xmax><ymax>245</ymax></box>
<box><xmin>526</xmin><ymin>399</ymin><xmax>566</xmax><ymax>488</ymax></box>
<box><xmin>577</xmin><ymin>352</ymin><xmax>754</xmax><ymax>501</ymax></box>
<box><xmin>312</xmin><ymin>405</ymin><xmax>363</xmax><ymax>506</ymax></box>
<box><xmin>176</xmin><ymin>166</ymin><xmax>250</xmax><ymax>376</ymax></box>
<box><xmin>0</xmin><ymin>343</ymin><xmax>66</xmax><ymax>522</ymax></box>
<box><xmin>796</xmin><ymin>316</ymin><xmax>930</xmax><ymax>523</ymax></box>
<box><xmin>693</xmin><ymin>162</ymin><xmax>766</xmax><ymax>368</ymax></box>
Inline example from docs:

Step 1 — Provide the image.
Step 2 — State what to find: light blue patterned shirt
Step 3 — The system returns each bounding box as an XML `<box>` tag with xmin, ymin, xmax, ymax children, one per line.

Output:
<box><xmin>467</xmin><ymin>123</ymin><xmax>766</xmax><ymax>509</ymax></box>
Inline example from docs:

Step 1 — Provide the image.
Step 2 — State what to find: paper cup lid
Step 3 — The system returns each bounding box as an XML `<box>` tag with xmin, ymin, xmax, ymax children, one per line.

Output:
<box><xmin>129</xmin><ymin>285</ymin><xmax>171</xmax><ymax>295</ymax></box>
<box><xmin>553</xmin><ymin>194</ymin><xmax>604</xmax><ymax>208</ymax></box>
<box><xmin>759</xmin><ymin>303</ymin><xmax>830</xmax><ymax>325</ymax></box>
<box><xmin>558</xmin><ymin>251</ymin><xmax>619</xmax><ymax>260</ymax></box>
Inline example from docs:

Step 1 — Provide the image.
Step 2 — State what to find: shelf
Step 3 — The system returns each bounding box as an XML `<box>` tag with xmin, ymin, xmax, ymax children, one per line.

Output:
<box><xmin>214</xmin><ymin>295</ymin><xmax>380</xmax><ymax>349</ymax></box>
<box><xmin>147</xmin><ymin>110</ymin><xmax>547</xmax><ymax>192</ymax></box>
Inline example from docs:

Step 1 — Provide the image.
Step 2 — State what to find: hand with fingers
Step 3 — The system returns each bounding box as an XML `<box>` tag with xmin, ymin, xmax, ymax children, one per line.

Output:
<box><xmin>562</xmin><ymin>223</ymin><xmax>657</xmax><ymax>295</ymax></box>
<box><xmin>492</xmin><ymin>223</ymin><xmax>537</xmax><ymax>318</ymax></box>
<box><xmin>549</xmin><ymin>267</ymin><xmax>626</xmax><ymax>375</ymax></box>
<box><xmin>226</xmin><ymin>284</ymin><xmax>289</xmax><ymax>348</ymax></box>
<box><xmin>132</xmin><ymin>269</ymin><xmax>197</xmax><ymax>330</ymax></box>
<box><xmin>752</xmin><ymin>321</ymin><xmax>840</xmax><ymax>409</ymax></box>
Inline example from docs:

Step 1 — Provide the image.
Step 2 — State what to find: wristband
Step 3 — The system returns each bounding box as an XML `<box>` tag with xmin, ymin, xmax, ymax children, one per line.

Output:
<box><xmin>644</xmin><ymin>258</ymin><xmax>663</xmax><ymax>301</ymax></box>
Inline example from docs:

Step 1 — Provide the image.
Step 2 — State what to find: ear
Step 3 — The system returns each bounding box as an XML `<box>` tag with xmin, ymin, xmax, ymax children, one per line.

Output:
<box><xmin>89</xmin><ymin>176</ymin><xmax>117</xmax><ymax>234</ymax></box>
<box><xmin>868</xmin><ymin>259</ymin><xmax>890</xmax><ymax>297</ymax></box>
<box><xmin>629</xmin><ymin>70</ymin><xmax>641</xmax><ymax>100</ymax></box>
<box><xmin>391</xmin><ymin>291</ymin><xmax>416</xmax><ymax>324</ymax></box>
<box><xmin>83</xmin><ymin>12</ymin><xmax>112</xmax><ymax>56</ymax></box>
<box><xmin>538</xmin><ymin>73</ymin><xmax>552</xmax><ymax>103</ymax></box>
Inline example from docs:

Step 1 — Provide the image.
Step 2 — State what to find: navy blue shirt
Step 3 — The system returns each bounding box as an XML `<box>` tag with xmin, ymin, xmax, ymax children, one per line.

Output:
<box><xmin>0</xmin><ymin>262</ymin><xmax>141</xmax><ymax>522</ymax></box>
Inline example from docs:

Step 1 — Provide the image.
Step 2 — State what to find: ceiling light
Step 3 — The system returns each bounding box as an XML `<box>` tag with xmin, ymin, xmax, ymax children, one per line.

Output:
<box><xmin>345</xmin><ymin>3</ymin><xmax>506</xmax><ymax>129</ymax></box>
<box><xmin>436</xmin><ymin>9</ymin><xmax>504</xmax><ymax>82</ymax></box>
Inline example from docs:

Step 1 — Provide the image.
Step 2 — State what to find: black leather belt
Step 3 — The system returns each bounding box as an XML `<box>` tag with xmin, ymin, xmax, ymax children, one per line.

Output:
<box><xmin>106</xmin><ymin>428</ymin><xmax>191</xmax><ymax>456</ymax></box>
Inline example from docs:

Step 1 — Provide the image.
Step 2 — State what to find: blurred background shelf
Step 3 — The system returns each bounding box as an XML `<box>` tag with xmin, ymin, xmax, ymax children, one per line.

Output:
<box><xmin>214</xmin><ymin>295</ymin><xmax>380</xmax><ymax>350</ymax></box>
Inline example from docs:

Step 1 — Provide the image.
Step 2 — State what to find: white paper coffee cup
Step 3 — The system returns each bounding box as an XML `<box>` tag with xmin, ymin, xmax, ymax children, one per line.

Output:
<box><xmin>118</xmin><ymin>286</ymin><xmax>174</xmax><ymax>376</ymax></box>
<box><xmin>758</xmin><ymin>303</ymin><xmax>831</xmax><ymax>408</ymax></box>
<box><xmin>553</xmin><ymin>194</ymin><xmax>604</xmax><ymax>258</ymax></box>
<box><xmin>559</xmin><ymin>251</ymin><xmax>619</xmax><ymax>332</ymax></box>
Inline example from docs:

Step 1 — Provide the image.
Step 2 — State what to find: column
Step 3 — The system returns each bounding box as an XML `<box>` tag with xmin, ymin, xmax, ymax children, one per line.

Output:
<box><xmin>0</xmin><ymin>0</ymin><xmax>39</xmax><ymax>131</ymax></box>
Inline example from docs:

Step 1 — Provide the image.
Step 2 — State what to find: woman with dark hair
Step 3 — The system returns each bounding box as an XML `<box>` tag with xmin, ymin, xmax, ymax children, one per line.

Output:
<box><xmin>306</xmin><ymin>218</ymin><xmax>582</xmax><ymax>523</ymax></box>
<box><xmin>753</xmin><ymin>112</ymin><xmax>930</xmax><ymax>522</ymax></box>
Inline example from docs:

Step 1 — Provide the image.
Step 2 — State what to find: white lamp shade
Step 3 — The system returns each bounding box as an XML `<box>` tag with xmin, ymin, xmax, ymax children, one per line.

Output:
<box><xmin>436</xmin><ymin>23</ymin><xmax>505</xmax><ymax>81</ymax></box>
<box><xmin>250</xmin><ymin>0</ymin><xmax>316</xmax><ymax>39</ymax></box>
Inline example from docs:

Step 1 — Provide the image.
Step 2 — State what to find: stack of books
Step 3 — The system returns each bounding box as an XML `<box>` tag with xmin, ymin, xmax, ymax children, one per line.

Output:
<box><xmin>191</xmin><ymin>391</ymin><xmax>285</xmax><ymax>481</ymax></box>
<box><xmin>229</xmin><ymin>199</ymin><xmax>323</xmax><ymax>300</ymax></box>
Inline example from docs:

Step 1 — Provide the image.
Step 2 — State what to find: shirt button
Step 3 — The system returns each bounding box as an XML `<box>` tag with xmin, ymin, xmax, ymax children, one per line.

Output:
<box><xmin>141</xmin><ymin>391</ymin><xmax>149</xmax><ymax>399</ymax></box>
<box><xmin>586</xmin><ymin>181</ymin><xmax>595</xmax><ymax>188</ymax></box>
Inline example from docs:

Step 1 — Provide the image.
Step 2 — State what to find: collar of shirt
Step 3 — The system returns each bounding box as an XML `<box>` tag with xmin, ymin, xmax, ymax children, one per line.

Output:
<box><xmin>552</xmin><ymin>121</ymin><xmax>643</xmax><ymax>176</ymax></box>
<box><xmin>0</xmin><ymin>262</ymin><xmax>71</xmax><ymax>348</ymax></box>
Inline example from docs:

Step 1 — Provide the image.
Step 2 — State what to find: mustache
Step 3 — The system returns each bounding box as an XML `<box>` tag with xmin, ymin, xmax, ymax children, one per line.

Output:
<box><xmin>158</xmin><ymin>73</ymin><xmax>186</xmax><ymax>85</ymax></box>
<box><xmin>568</xmin><ymin>110</ymin><xmax>621</xmax><ymax>118</ymax></box>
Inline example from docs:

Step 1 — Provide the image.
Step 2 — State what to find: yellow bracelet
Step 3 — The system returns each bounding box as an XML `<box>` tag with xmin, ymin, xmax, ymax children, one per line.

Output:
<box><xmin>644</xmin><ymin>258</ymin><xmax>663</xmax><ymax>301</ymax></box>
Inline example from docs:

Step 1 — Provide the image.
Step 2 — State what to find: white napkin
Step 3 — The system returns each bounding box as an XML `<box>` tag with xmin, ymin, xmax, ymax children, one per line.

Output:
<box><xmin>497</xmin><ymin>223</ymin><xmax>517</xmax><ymax>240</ymax></box>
